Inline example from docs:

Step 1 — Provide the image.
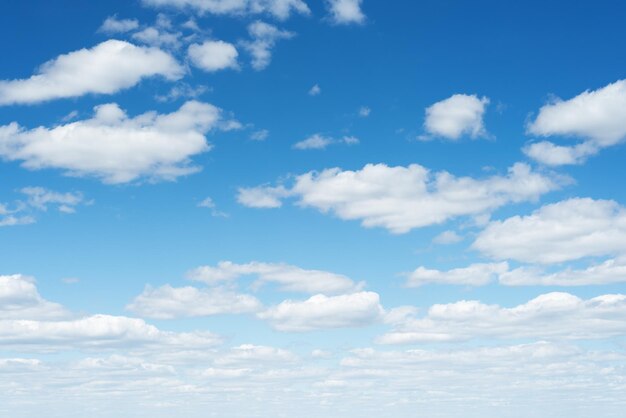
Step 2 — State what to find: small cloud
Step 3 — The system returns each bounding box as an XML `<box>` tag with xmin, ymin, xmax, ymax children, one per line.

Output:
<box><xmin>198</xmin><ymin>197</ymin><xmax>228</xmax><ymax>217</ymax></box>
<box><xmin>358</xmin><ymin>106</ymin><xmax>371</xmax><ymax>117</ymax></box>
<box><xmin>326</xmin><ymin>0</ymin><xmax>366</xmax><ymax>25</ymax></box>
<box><xmin>308</xmin><ymin>84</ymin><xmax>321</xmax><ymax>96</ymax></box>
<box><xmin>341</xmin><ymin>135</ymin><xmax>359</xmax><ymax>145</ymax></box>
<box><xmin>250</xmin><ymin>129</ymin><xmax>269</xmax><ymax>141</ymax></box>
<box><xmin>61</xmin><ymin>277</ymin><xmax>80</xmax><ymax>285</ymax></box>
<box><xmin>98</xmin><ymin>15</ymin><xmax>139</xmax><ymax>34</ymax></box>
<box><xmin>293</xmin><ymin>134</ymin><xmax>333</xmax><ymax>150</ymax></box>
<box><xmin>432</xmin><ymin>230</ymin><xmax>463</xmax><ymax>245</ymax></box>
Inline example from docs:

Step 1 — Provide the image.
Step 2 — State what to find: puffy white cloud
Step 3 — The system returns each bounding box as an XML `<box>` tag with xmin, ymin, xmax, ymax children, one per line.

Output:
<box><xmin>188</xmin><ymin>40</ymin><xmax>239</xmax><ymax>72</ymax></box>
<box><xmin>132</xmin><ymin>27</ymin><xmax>182</xmax><ymax>48</ymax></box>
<box><xmin>526</xmin><ymin>80</ymin><xmax>626</xmax><ymax>165</ymax></box>
<box><xmin>326</xmin><ymin>0</ymin><xmax>365</xmax><ymax>24</ymax></box>
<box><xmin>141</xmin><ymin>0</ymin><xmax>311</xmax><ymax>20</ymax></box>
<box><xmin>293</xmin><ymin>134</ymin><xmax>333</xmax><ymax>150</ymax></box>
<box><xmin>405</xmin><ymin>262</ymin><xmax>508</xmax><ymax>287</ymax></box>
<box><xmin>422</xmin><ymin>94</ymin><xmax>490</xmax><ymax>140</ymax></box>
<box><xmin>241</xmin><ymin>21</ymin><xmax>294</xmax><ymax>70</ymax></box>
<box><xmin>500</xmin><ymin>257</ymin><xmax>626</xmax><ymax>286</ymax></box>
<box><xmin>0</xmin><ymin>100</ymin><xmax>237</xmax><ymax>183</ymax></box>
<box><xmin>0</xmin><ymin>40</ymin><xmax>183</xmax><ymax>105</ymax></box>
<box><xmin>473</xmin><ymin>198</ymin><xmax>626</xmax><ymax>264</ymax></box>
<box><xmin>98</xmin><ymin>16</ymin><xmax>139</xmax><ymax>33</ymax></box>
<box><xmin>188</xmin><ymin>261</ymin><xmax>362</xmax><ymax>295</ymax></box>
<box><xmin>379</xmin><ymin>292</ymin><xmax>626</xmax><ymax>344</ymax></box>
<box><xmin>126</xmin><ymin>285</ymin><xmax>262</xmax><ymax>319</ymax></box>
<box><xmin>258</xmin><ymin>291</ymin><xmax>384</xmax><ymax>331</ymax></box>
<box><xmin>236</xmin><ymin>185</ymin><xmax>291</xmax><ymax>208</ymax></box>
<box><xmin>239</xmin><ymin>162</ymin><xmax>562</xmax><ymax>233</ymax></box>
<box><xmin>0</xmin><ymin>274</ymin><xmax>69</xmax><ymax>320</ymax></box>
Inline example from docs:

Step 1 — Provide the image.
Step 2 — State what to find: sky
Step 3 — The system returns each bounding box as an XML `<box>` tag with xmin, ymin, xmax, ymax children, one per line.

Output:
<box><xmin>1</xmin><ymin>0</ymin><xmax>626</xmax><ymax>417</ymax></box>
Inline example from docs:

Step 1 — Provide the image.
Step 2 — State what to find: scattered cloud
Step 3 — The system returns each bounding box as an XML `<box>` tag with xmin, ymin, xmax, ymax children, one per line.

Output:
<box><xmin>358</xmin><ymin>106</ymin><xmax>371</xmax><ymax>117</ymax></box>
<box><xmin>141</xmin><ymin>0</ymin><xmax>311</xmax><ymax>20</ymax></box>
<box><xmin>0</xmin><ymin>187</ymin><xmax>86</xmax><ymax>227</ymax></box>
<box><xmin>0</xmin><ymin>40</ymin><xmax>183</xmax><ymax>105</ymax></box>
<box><xmin>188</xmin><ymin>40</ymin><xmax>239</xmax><ymax>72</ymax></box>
<box><xmin>473</xmin><ymin>198</ymin><xmax>626</xmax><ymax>264</ymax></box>
<box><xmin>238</xmin><ymin>162</ymin><xmax>562</xmax><ymax>233</ymax></box>
<box><xmin>432</xmin><ymin>230</ymin><xmax>463</xmax><ymax>244</ymax></box>
<box><xmin>250</xmin><ymin>129</ymin><xmax>269</xmax><ymax>141</ymax></box>
<box><xmin>155</xmin><ymin>83</ymin><xmax>209</xmax><ymax>102</ymax></box>
<box><xmin>421</xmin><ymin>94</ymin><xmax>490</xmax><ymax>140</ymax></box>
<box><xmin>188</xmin><ymin>261</ymin><xmax>362</xmax><ymax>295</ymax></box>
<box><xmin>326</xmin><ymin>0</ymin><xmax>366</xmax><ymax>24</ymax></box>
<box><xmin>293</xmin><ymin>133</ymin><xmax>359</xmax><ymax>150</ymax></box>
<box><xmin>258</xmin><ymin>291</ymin><xmax>384</xmax><ymax>331</ymax></box>
<box><xmin>500</xmin><ymin>258</ymin><xmax>626</xmax><ymax>286</ymax></box>
<box><xmin>98</xmin><ymin>16</ymin><xmax>140</xmax><ymax>34</ymax></box>
<box><xmin>197</xmin><ymin>197</ymin><xmax>228</xmax><ymax>217</ymax></box>
<box><xmin>526</xmin><ymin>79</ymin><xmax>626</xmax><ymax>165</ymax></box>
<box><xmin>405</xmin><ymin>262</ymin><xmax>508</xmax><ymax>287</ymax></box>
<box><xmin>0</xmin><ymin>100</ymin><xmax>237</xmax><ymax>183</ymax></box>
<box><xmin>308</xmin><ymin>84</ymin><xmax>321</xmax><ymax>96</ymax></box>
<box><xmin>379</xmin><ymin>292</ymin><xmax>626</xmax><ymax>344</ymax></box>
<box><xmin>241</xmin><ymin>21</ymin><xmax>294</xmax><ymax>70</ymax></box>
<box><xmin>132</xmin><ymin>27</ymin><xmax>182</xmax><ymax>48</ymax></box>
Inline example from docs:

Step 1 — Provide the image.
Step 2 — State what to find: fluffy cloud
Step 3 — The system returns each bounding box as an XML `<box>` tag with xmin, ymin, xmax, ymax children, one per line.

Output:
<box><xmin>525</xmin><ymin>79</ymin><xmax>626</xmax><ymax>165</ymax></box>
<box><xmin>0</xmin><ymin>100</ymin><xmax>237</xmax><ymax>183</ymax></box>
<box><xmin>258</xmin><ymin>291</ymin><xmax>384</xmax><ymax>331</ymax></box>
<box><xmin>127</xmin><ymin>285</ymin><xmax>261</xmax><ymax>319</ymax></box>
<box><xmin>326</xmin><ymin>0</ymin><xmax>366</xmax><ymax>24</ymax></box>
<box><xmin>132</xmin><ymin>27</ymin><xmax>182</xmax><ymax>48</ymax></box>
<box><xmin>188</xmin><ymin>40</ymin><xmax>239</xmax><ymax>72</ymax></box>
<box><xmin>141</xmin><ymin>0</ymin><xmax>311</xmax><ymax>20</ymax></box>
<box><xmin>98</xmin><ymin>16</ymin><xmax>139</xmax><ymax>33</ymax></box>
<box><xmin>0</xmin><ymin>274</ymin><xmax>69</xmax><ymax>320</ymax></box>
<box><xmin>422</xmin><ymin>94</ymin><xmax>490</xmax><ymax>140</ymax></box>
<box><xmin>188</xmin><ymin>261</ymin><xmax>362</xmax><ymax>295</ymax></box>
<box><xmin>379</xmin><ymin>292</ymin><xmax>626</xmax><ymax>344</ymax></box>
<box><xmin>500</xmin><ymin>258</ymin><xmax>626</xmax><ymax>286</ymax></box>
<box><xmin>238</xmin><ymin>162</ymin><xmax>561</xmax><ymax>233</ymax></box>
<box><xmin>473</xmin><ymin>198</ymin><xmax>626</xmax><ymax>264</ymax></box>
<box><xmin>241</xmin><ymin>21</ymin><xmax>294</xmax><ymax>70</ymax></box>
<box><xmin>405</xmin><ymin>262</ymin><xmax>508</xmax><ymax>287</ymax></box>
<box><xmin>0</xmin><ymin>40</ymin><xmax>183</xmax><ymax>105</ymax></box>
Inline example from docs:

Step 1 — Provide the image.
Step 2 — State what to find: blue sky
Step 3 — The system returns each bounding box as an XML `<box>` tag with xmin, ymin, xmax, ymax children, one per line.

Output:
<box><xmin>2</xmin><ymin>1</ymin><xmax>626</xmax><ymax>417</ymax></box>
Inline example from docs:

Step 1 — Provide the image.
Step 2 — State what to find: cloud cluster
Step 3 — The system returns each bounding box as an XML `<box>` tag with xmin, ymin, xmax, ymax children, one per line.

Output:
<box><xmin>238</xmin><ymin>162</ymin><xmax>562</xmax><ymax>233</ymax></box>
<box><xmin>0</xmin><ymin>100</ymin><xmax>237</xmax><ymax>183</ymax></box>
<box><xmin>0</xmin><ymin>40</ymin><xmax>183</xmax><ymax>105</ymax></box>
<box><xmin>188</xmin><ymin>40</ymin><xmax>239</xmax><ymax>72</ymax></box>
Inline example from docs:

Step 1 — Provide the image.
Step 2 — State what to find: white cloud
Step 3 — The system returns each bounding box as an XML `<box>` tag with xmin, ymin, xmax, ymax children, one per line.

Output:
<box><xmin>215</xmin><ymin>344</ymin><xmax>298</xmax><ymax>365</ymax></box>
<box><xmin>126</xmin><ymin>285</ymin><xmax>262</xmax><ymax>319</ymax></box>
<box><xmin>526</xmin><ymin>79</ymin><xmax>626</xmax><ymax>165</ymax></box>
<box><xmin>379</xmin><ymin>292</ymin><xmax>626</xmax><ymax>344</ymax></box>
<box><xmin>422</xmin><ymin>94</ymin><xmax>490</xmax><ymax>140</ymax></box>
<box><xmin>405</xmin><ymin>262</ymin><xmax>508</xmax><ymax>287</ymax></box>
<box><xmin>358</xmin><ymin>106</ymin><xmax>371</xmax><ymax>117</ymax></box>
<box><xmin>258</xmin><ymin>291</ymin><xmax>384</xmax><ymax>331</ymax></box>
<box><xmin>473</xmin><ymin>198</ymin><xmax>626</xmax><ymax>264</ymax></box>
<box><xmin>141</xmin><ymin>0</ymin><xmax>311</xmax><ymax>20</ymax></box>
<box><xmin>155</xmin><ymin>83</ymin><xmax>209</xmax><ymax>102</ymax></box>
<box><xmin>0</xmin><ymin>274</ymin><xmax>69</xmax><ymax>320</ymax></box>
<box><xmin>188</xmin><ymin>40</ymin><xmax>239</xmax><ymax>72</ymax></box>
<box><xmin>0</xmin><ymin>40</ymin><xmax>183</xmax><ymax>105</ymax></box>
<box><xmin>250</xmin><ymin>129</ymin><xmax>269</xmax><ymax>141</ymax></box>
<box><xmin>197</xmin><ymin>197</ymin><xmax>228</xmax><ymax>217</ymax></box>
<box><xmin>326</xmin><ymin>0</ymin><xmax>365</xmax><ymax>24</ymax></box>
<box><xmin>239</xmin><ymin>162</ymin><xmax>561</xmax><ymax>233</ymax></box>
<box><xmin>98</xmin><ymin>16</ymin><xmax>139</xmax><ymax>34</ymax></box>
<box><xmin>188</xmin><ymin>261</ymin><xmax>362</xmax><ymax>295</ymax></box>
<box><xmin>20</xmin><ymin>187</ymin><xmax>85</xmax><ymax>213</ymax></box>
<box><xmin>236</xmin><ymin>185</ymin><xmax>291</xmax><ymax>208</ymax></box>
<box><xmin>132</xmin><ymin>27</ymin><xmax>182</xmax><ymax>48</ymax></box>
<box><xmin>432</xmin><ymin>230</ymin><xmax>463</xmax><ymax>244</ymax></box>
<box><xmin>0</xmin><ymin>100</ymin><xmax>237</xmax><ymax>183</ymax></box>
<box><xmin>241</xmin><ymin>21</ymin><xmax>294</xmax><ymax>70</ymax></box>
<box><xmin>500</xmin><ymin>258</ymin><xmax>626</xmax><ymax>286</ymax></box>
<box><xmin>308</xmin><ymin>84</ymin><xmax>321</xmax><ymax>96</ymax></box>
<box><xmin>293</xmin><ymin>134</ymin><xmax>333</xmax><ymax>150</ymax></box>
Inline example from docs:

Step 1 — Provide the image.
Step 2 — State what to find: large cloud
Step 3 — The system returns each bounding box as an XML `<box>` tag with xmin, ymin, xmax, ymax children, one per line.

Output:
<box><xmin>0</xmin><ymin>40</ymin><xmax>183</xmax><ymax>105</ymax></box>
<box><xmin>525</xmin><ymin>79</ymin><xmax>626</xmax><ymax>165</ymax></box>
<box><xmin>0</xmin><ymin>275</ymin><xmax>69</xmax><ymax>320</ymax></box>
<box><xmin>473</xmin><ymin>198</ymin><xmax>626</xmax><ymax>264</ymax></box>
<box><xmin>141</xmin><ymin>0</ymin><xmax>310</xmax><ymax>20</ymax></box>
<box><xmin>380</xmin><ymin>292</ymin><xmax>626</xmax><ymax>344</ymax></box>
<box><xmin>238</xmin><ymin>162</ymin><xmax>562</xmax><ymax>233</ymax></box>
<box><xmin>0</xmin><ymin>100</ymin><xmax>237</xmax><ymax>183</ymax></box>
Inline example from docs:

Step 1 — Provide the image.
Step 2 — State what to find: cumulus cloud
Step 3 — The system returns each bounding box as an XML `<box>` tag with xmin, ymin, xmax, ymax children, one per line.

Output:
<box><xmin>188</xmin><ymin>40</ymin><xmax>239</xmax><ymax>72</ymax></box>
<box><xmin>326</xmin><ymin>0</ymin><xmax>365</xmax><ymax>24</ymax></box>
<box><xmin>238</xmin><ymin>162</ymin><xmax>562</xmax><ymax>233</ymax></box>
<box><xmin>98</xmin><ymin>16</ymin><xmax>140</xmax><ymax>33</ymax></box>
<box><xmin>241</xmin><ymin>21</ymin><xmax>294</xmax><ymax>70</ymax></box>
<box><xmin>127</xmin><ymin>285</ymin><xmax>262</xmax><ymax>319</ymax></box>
<box><xmin>188</xmin><ymin>261</ymin><xmax>362</xmax><ymax>295</ymax></box>
<box><xmin>405</xmin><ymin>262</ymin><xmax>508</xmax><ymax>287</ymax></box>
<box><xmin>0</xmin><ymin>100</ymin><xmax>237</xmax><ymax>183</ymax></box>
<box><xmin>0</xmin><ymin>274</ymin><xmax>69</xmax><ymax>320</ymax></box>
<box><xmin>132</xmin><ymin>27</ymin><xmax>182</xmax><ymax>48</ymax></box>
<box><xmin>473</xmin><ymin>198</ymin><xmax>626</xmax><ymax>264</ymax></box>
<box><xmin>379</xmin><ymin>292</ymin><xmax>626</xmax><ymax>344</ymax></box>
<box><xmin>0</xmin><ymin>40</ymin><xmax>183</xmax><ymax>105</ymax></box>
<box><xmin>422</xmin><ymin>94</ymin><xmax>490</xmax><ymax>140</ymax></box>
<box><xmin>258</xmin><ymin>291</ymin><xmax>384</xmax><ymax>332</ymax></box>
<box><xmin>141</xmin><ymin>0</ymin><xmax>311</xmax><ymax>20</ymax></box>
<box><xmin>526</xmin><ymin>79</ymin><xmax>626</xmax><ymax>165</ymax></box>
